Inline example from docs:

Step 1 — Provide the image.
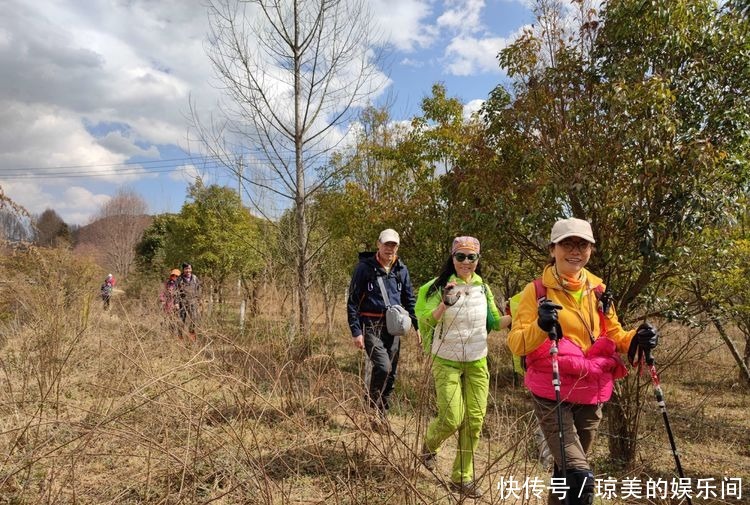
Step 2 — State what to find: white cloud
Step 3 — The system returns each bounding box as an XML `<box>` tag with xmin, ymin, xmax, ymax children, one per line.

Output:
<box><xmin>0</xmin><ymin>101</ymin><xmax>126</xmax><ymax>172</ymax></box>
<box><xmin>444</xmin><ymin>35</ymin><xmax>509</xmax><ymax>75</ymax></box>
<box><xmin>95</xmin><ymin>131</ymin><xmax>160</xmax><ymax>159</ymax></box>
<box><xmin>169</xmin><ymin>164</ymin><xmax>203</xmax><ymax>184</ymax></box>
<box><xmin>463</xmin><ymin>99</ymin><xmax>484</xmax><ymax>119</ymax></box>
<box><xmin>0</xmin><ymin>180</ymin><xmax>110</xmax><ymax>225</ymax></box>
<box><xmin>0</xmin><ymin>0</ymin><xmax>221</xmax><ymax>222</ymax></box>
<box><xmin>441</xmin><ymin>20</ymin><xmax>532</xmax><ymax>76</ymax></box>
<box><xmin>371</xmin><ymin>0</ymin><xmax>436</xmax><ymax>52</ymax></box>
<box><xmin>60</xmin><ymin>187</ymin><xmax>112</xmax><ymax>224</ymax></box>
<box><xmin>437</xmin><ymin>0</ymin><xmax>486</xmax><ymax>34</ymax></box>
<box><xmin>0</xmin><ymin>0</ymin><xmax>533</xmax><ymax>226</ymax></box>
<box><xmin>400</xmin><ymin>57</ymin><xmax>426</xmax><ymax>68</ymax></box>
<box><xmin>508</xmin><ymin>0</ymin><xmax>536</xmax><ymax>8</ymax></box>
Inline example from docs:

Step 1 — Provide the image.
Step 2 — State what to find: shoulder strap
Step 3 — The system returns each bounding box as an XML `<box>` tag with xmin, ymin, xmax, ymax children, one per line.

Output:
<box><xmin>376</xmin><ymin>275</ymin><xmax>391</xmax><ymax>307</ymax></box>
<box><xmin>532</xmin><ymin>277</ymin><xmax>546</xmax><ymax>303</ymax></box>
<box><xmin>593</xmin><ymin>284</ymin><xmax>607</xmax><ymax>335</ymax></box>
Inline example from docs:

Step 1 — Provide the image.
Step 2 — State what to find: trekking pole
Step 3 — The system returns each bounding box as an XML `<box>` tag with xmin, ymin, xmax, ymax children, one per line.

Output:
<box><xmin>642</xmin><ymin>348</ymin><xmax>693</xmax><ymax>505</ymax></box>
<box><xmin>548</xmin><ymin>323</ymin><xmax>569</xmax><ymax>505</ymax></box>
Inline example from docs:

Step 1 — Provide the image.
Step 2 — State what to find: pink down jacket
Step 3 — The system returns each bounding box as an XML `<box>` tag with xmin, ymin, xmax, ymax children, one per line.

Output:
<box><xmin>524</xmin><ymin>336</ymin><xmax>628</xmax><ymax>405</ymax></box>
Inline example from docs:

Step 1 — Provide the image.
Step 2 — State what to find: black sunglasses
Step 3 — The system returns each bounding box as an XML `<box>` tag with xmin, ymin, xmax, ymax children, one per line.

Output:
<box><xmin>453</xmin><ymin>252</ymin><xmax>479</xmax><ymax>263</ymax></box>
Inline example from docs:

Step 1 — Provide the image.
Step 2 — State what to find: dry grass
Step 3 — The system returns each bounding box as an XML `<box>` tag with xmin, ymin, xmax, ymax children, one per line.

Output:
<box><xmin>0</xmin><ymin>248</ymin><xmax>748</xmax><ymax>504</ymax></box>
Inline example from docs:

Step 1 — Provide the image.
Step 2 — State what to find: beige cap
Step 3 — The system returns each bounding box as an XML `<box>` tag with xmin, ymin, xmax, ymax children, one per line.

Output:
<box><xmin>378</xmin><ymin>228</ymin><xmax>400</xmax><ymax>245</ymax></box>
<box><xmin>550</xmin><ymin>218</ymin><xmax>595</xmax><ymax>244</ymax></box>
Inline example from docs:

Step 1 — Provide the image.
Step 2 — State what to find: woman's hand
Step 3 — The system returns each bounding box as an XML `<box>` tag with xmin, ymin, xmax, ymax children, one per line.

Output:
<box><xmin>442</xmin><ymin>282</ymin><xmax>460</xmax><ymax>306</ymax></box>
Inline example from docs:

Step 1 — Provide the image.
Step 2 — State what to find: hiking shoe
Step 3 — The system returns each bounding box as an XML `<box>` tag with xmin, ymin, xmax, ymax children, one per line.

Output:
<box><xmin>419</xmin><ymin>445</ymin><xmax>437</xmax><ymax>470</ymax></box>
<box><xmin>450</xmin><ymin>480</ymin><xmax>483</xmax><ymax>499</ymax></box>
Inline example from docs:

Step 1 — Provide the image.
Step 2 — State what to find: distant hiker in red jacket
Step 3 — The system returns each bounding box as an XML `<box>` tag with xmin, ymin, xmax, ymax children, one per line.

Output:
<box><xmin>101</xmin><ymin>273</ymin><xmax>116</xmax><ymax>310</ymax></box>
<box><xmin>158</xmin><ymin>269</ymin><xmax>181</xmax><ymax>333</ymax></box>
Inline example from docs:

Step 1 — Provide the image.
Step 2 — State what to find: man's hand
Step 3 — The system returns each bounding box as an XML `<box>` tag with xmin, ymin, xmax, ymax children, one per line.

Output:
<box><xmin>352</xmin><ymin>334</ymin><xmax>365</xmax><ymax>350</ymax></box>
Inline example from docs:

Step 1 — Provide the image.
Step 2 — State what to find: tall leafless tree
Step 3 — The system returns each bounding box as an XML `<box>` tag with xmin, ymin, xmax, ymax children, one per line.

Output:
<box><xmin>87</xmin><ymin>188</ymin><xmax>150</xmax><ymax>279</ymax></box>
<box><xmin>194</xmin><ymin>0</ymin><xmax>386</xmax><ymax>342</ymax></box>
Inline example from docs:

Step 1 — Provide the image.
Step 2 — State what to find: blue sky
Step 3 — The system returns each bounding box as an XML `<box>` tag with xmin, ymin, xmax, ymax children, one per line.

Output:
<box><xmin>0</xmin><ymin>0</ymin><xmax>538</xmax><ymax>225</ymax></box>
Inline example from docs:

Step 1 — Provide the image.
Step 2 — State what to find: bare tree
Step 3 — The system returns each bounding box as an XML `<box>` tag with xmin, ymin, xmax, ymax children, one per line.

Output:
<box><xmin>86</xmin><ymin>188</ymin><xmax>150</xmax><ymax>279</ymax></box>
<box><xmin>194</xmin><ymin>0</ymin><xmax>386</xmax><ymax>342</ymax></box>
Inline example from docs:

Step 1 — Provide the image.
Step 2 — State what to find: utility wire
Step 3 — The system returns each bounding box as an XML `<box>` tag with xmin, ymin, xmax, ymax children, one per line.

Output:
<box><xmin>1</xmin><ymin>156</ymin><xmax>218</xmax><ymax>172</ymax></box>
<box><xmin>0</xmin><ymin>151</ymin><xmax>334</xmax><ymax>180</ymax></box>
<box><xmin>0</xmin><ymin>166</ymin><xmax>189</xmax><ymax>180</ymax></box>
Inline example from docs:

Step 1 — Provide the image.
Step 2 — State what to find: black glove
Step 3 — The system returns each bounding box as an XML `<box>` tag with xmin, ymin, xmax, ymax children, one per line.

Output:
<box><xmin>537</xmin><ymin>299</ymin><xmax>563</xmax><ymax>335</ymax></box>
<box><xmin>636</xmin><ymin>322</ymin><xmax>658</xmax><ymax>350</ymax></box>
<box><xmin>442</xmin><ymin>285</ymin><xmax>460</xmax><ymax>306</ymax></box>
<box><xmin>628</xmin><ymin>322</ymin><xmax>658</xmax><ymax>365</ymax></box>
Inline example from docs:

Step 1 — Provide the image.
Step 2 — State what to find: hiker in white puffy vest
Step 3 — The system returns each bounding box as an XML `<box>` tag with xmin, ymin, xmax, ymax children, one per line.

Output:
<box><xmin>346</xmin><ymin>229</ymin><xmax>420</xmax><ymax>431</ymax></box>
<box><xmin>415</xmin><ymin>236</ymin><xmax>511</xmax><ymax>499</ymax></box>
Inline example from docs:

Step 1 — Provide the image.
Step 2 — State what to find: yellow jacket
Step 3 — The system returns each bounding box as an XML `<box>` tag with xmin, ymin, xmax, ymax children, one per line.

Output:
<box><xmin>507</xmin><ymin>265</ymin><xmax>635</xmax><ymax>356</ymax></box>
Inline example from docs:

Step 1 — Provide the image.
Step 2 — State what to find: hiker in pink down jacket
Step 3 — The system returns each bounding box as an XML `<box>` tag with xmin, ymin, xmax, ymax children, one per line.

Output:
<box><xmin>523</xmin><ymin>333</ymin><xmax>627</xmax><ymax>405</ymax></box>
<box><xmin>507</xmin><ymin>218</ymin><xmax>659</xmax><ymax>505</ymax></box>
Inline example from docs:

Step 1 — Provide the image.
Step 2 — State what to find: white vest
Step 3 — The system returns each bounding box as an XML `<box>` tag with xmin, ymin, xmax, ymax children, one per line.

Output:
<box><xmin>431</xmin><ymin>284</ymin><xmax>488</xmax><ymax>362</ymax></box>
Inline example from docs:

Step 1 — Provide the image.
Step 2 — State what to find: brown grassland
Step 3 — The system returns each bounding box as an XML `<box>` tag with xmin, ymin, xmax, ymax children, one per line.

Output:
<box><xmin>0</xmin><ymin>247</ymin><xmax>748</xmax><ymax>504</ymax></box>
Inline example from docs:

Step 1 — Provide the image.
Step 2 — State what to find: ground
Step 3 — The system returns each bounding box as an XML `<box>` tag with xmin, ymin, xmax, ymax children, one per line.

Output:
<box><xmin>0</xmin><ymin>297</ymin><xmax>747</xmax><ymax>504</ymax></box>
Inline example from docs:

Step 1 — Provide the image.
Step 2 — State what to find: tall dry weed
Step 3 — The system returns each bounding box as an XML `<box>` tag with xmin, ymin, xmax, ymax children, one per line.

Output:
<box><xmin>0</xmin><ymin>254</ymin><xmax>745</xmax><ymax>504</ymax></box>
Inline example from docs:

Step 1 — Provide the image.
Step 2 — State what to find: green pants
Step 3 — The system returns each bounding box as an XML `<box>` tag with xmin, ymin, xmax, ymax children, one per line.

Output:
<box><xmin>424</xmin><ymin>356</ymin><xmax>489</xmax><ymax>484</ymax></box>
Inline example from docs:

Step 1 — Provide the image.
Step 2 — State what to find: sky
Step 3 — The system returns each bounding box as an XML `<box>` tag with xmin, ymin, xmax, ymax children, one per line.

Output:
<box><xmin>0</xmin><ymin>0</ymin><xmax>538</xmax><ymax>225</ymax></box>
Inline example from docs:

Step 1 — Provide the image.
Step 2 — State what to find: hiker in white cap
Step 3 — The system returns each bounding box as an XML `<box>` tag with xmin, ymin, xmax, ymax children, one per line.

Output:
<box><xmin>507</xmin><ymin>217</ymin><xmax>659</xmax><ymax>505</ymax></box>
<box><xmin>346</xmin><ymin>228</ymin><xmax>420</xmax><ymax>431</ymax></box>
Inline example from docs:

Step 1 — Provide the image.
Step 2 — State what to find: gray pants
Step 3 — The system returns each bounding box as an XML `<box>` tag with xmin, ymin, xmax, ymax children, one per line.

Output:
<box><xmin>533</xmin><ymin>396</ymin><xmax>602</xmax><ymax>505</ymax></box>
<box><xmin>362</xmin><ymin>319</ymin><xmax>400</xmax><ymax>414</ymax></box>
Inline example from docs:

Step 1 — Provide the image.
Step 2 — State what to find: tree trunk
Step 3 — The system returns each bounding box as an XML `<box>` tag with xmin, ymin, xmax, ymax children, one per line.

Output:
<box><xmin>606</xmin><ymin>391</ymin><xmax>638</xmax><ymax>469</ymax></box>
<box><xmin>694</xmin><ymin>283</ymin><xmax>750</xmax><ymax>387</ymax></box>
<box><xmin>296</xmin><ymin>200</ymin><xmax>309</xmax><ymax>347</ymax></box>
<box><xmin>293</xmin><ymin>0</ymin><xmax>310</xmax><ymax>354</ymax></box>
<box><xmin>606</xmin><ymin>377</ymin><xmax>645</xmax><ymax>469</ymax></box>
<box><xmin>709</xmin><ymin>315</ymin><xmax>750</xmax><ymax>387</ymax></box>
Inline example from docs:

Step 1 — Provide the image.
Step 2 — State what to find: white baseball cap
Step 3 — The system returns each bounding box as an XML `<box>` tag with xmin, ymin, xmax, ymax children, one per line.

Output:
<box><xmin>550</xmin><ymin>218</ymin><xmax>595</xmax><ymax>244</ymax></box>
<box><xmin>378</xmin><ymin>228</ymin><xmax>400</xmax><ymax>245</ymax></box>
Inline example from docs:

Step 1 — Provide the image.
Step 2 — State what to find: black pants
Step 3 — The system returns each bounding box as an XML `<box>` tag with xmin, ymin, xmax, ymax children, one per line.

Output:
<box><xmin>179</xmin><ymin>303</ymin><xmax>198</xmax><ymax>334</ymax></box>
<box><xmin>363</xmin><ymin>319</ymin><xmax>400</xmax><ymax>414</ymax></box>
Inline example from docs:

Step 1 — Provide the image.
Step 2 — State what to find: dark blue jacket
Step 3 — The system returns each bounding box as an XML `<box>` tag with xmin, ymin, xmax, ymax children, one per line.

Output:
<box><xmin>347</xmin><ymin>251</ymin><xmax>418</xmax><ymax>337</ymax></box>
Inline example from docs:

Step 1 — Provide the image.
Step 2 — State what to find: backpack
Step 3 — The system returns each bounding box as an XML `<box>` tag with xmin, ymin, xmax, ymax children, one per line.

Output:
<box><xmin>510</xmin><ymin>278</ymin><xmax>607</xmax><ymax>374</ymax></box>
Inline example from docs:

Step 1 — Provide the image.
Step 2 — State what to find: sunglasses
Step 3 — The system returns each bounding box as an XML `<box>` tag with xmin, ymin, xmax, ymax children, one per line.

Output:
<box><xmin>453</xmin><ymin>252</ymin><xmax>479</xmax><ymax>263</ymax></box>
